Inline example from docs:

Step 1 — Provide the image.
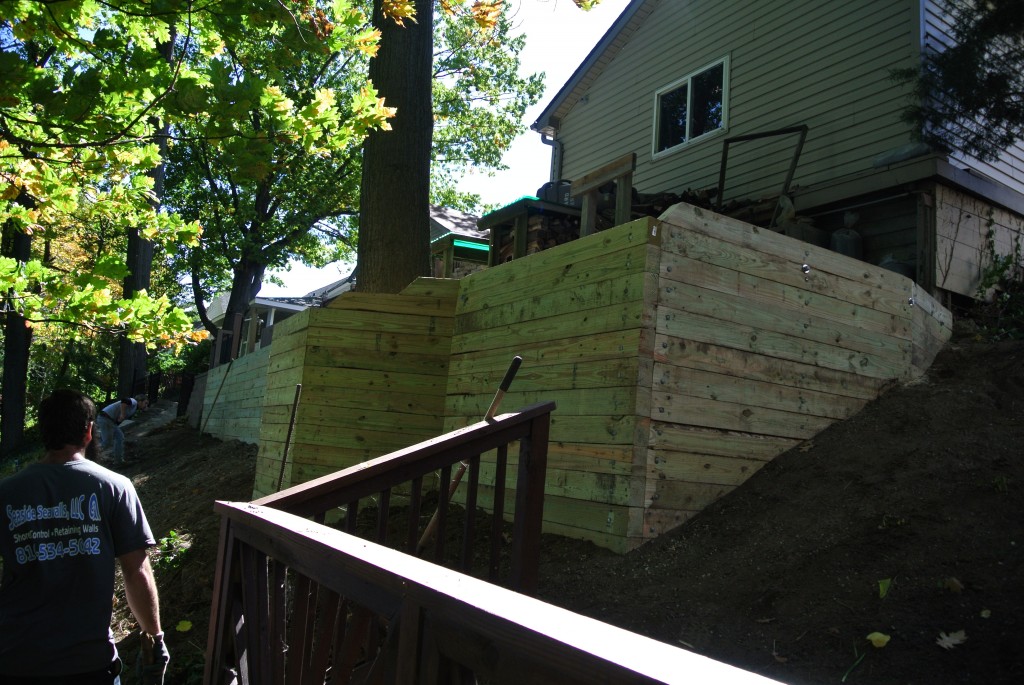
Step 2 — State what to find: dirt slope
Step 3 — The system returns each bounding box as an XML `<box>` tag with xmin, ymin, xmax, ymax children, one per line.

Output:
<box><xmin>114</xmin><ymin>335</ymin><xmax>1024</xmax><ymax>685</ymax></box>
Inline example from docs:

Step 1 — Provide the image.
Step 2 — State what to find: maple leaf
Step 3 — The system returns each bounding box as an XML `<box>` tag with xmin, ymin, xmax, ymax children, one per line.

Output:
<box><xmin>936</xmin><ymin>630</ymin><xmax>967</xmax><ymax>650</ymax></box>
<box><xmin>381</xmin><ymin>0</ymin><xmax>417</xmax><ymax>26</ymax></box>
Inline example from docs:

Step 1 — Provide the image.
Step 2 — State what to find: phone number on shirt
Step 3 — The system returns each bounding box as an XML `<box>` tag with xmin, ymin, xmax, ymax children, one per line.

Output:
<box><xmin>15</xmin><ymin>537</ymin><xmax>102</xmax><ymax>564</ymax></box>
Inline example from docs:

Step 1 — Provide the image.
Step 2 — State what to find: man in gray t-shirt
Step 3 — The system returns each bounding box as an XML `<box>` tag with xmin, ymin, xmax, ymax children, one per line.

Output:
<box><xmin>0</xmin><ymin>389</ymin><xmax>168</xmax><ymax>683</ymax></box>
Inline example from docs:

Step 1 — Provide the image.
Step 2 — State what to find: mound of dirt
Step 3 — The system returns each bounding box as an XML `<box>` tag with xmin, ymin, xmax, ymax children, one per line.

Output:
<box><xmin>113</xmin><ymin>335</ymin><xmax>1024</xmax><ymax>685</ymax></box>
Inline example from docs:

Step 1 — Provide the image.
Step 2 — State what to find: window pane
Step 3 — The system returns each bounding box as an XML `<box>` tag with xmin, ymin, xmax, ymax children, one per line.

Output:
<box><xmin>690</xmin><ymin>63</ymin><xmax>724</xmax><ymax>139</ymax></box>
<box><xmin>658</xmin><ymin>83</ymin><xmax>688</xmax><ymax>152</ymax></box>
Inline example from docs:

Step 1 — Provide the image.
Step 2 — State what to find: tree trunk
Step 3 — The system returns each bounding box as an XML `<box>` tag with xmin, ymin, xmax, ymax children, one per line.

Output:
<box><xmin>1</xmin><ymin>226</ymin><xmax>32</xmax><ymax>457</ymax></box>
<box><xmin>118</xmin><ymin>35</ymin><xmax>174</xmax><ymax>398</ymax></box>
<box><xmin>217</xmin><ymin>258</ymin><xmax>266</xmax><ymax>364</ymax></box>
<box><xmin>357</xmin><ymin>0</ymin><xmax>435</xmax><ymax>293</ymax></box>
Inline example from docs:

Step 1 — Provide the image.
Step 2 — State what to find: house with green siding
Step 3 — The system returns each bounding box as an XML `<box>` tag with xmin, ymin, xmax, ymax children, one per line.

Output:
<box><xmin>530</xmin><ymin>0</ymin><xmax>1024</xmax><ymax>301</ymax></box>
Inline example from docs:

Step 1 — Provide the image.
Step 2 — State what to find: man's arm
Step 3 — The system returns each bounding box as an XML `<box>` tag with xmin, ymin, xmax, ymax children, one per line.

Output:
<box><xmin>119</xmin><ymin>548</ymin><xmax>162</xmax><ymax>635</ymax></box>
<box><xmin>118</xmin><ymin>399</ymin><xmax>131</xmax><ymax>423</ymax></box>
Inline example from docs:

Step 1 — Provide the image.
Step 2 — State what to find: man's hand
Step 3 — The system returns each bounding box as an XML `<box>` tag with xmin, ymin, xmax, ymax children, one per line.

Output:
<box><xmin>137</xmin><ymin>631</ymin><xmax>170</xmax><ymax>685</ymax></box>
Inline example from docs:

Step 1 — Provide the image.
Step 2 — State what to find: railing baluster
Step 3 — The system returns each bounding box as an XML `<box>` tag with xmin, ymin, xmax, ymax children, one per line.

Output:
<box><xmin>377</xmin><ymin>489</ymin><xmax>392</xmax><ymax>544</ymax></box>
<box><xmin>460</xmin><ymin>455</ymin><xmax>480</xmax><ymax>573</ymax></box>
<box><xmin>304</xmin><ymin>585</ymin><xmax>340</xmax><ymax>685</ymax></box>
<box><xmin>284</xmin><ymin>572</ymin><xmax>314</xmax><ymax>685</ymax></box>
<box><xmin>268</xmin><ymin>560</ymin><xmax>287</xmax><ymax>683</ymax></box>
<box><xmin>205</xmin><ymin>519</ymin><xmax>236</xmax><ymax>685</ymax></box>
<box><xmin>433</xmin><ymin>464</ymin><xmax>452</xmax><ymax>563</ymax></box>
<box><xmin>510</xmin><ymin>414</ymin><xmax>550</xmax><ymax>595</ymax></box>
<box><xmin>489</xmin><ymin>443</ymin><xmax>509</xmax><ymax>583</ymax></box>
<box><xmin>407</xmin><ymin>476</ymin><xmax>423</xmax><ymax>554</ymax></box>
<box><xmin>238</xmin><ymin>545</ymin><xmax>266</xmax><ymax>683</ymax></box>
<box><xmin>345</xmin><ymin>499</ymin><xmax>360</xmax><ymax>534</ymax></box>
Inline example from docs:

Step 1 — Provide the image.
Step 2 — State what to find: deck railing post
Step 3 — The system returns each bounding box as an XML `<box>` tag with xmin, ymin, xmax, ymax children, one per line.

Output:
<box><xmin>509</xmin><ymin>412</ymin><xmax>550</xmax><ymax>594</ymax></box>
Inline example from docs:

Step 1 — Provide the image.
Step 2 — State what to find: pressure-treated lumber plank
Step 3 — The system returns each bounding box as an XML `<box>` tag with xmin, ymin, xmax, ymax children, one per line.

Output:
<box><xmin>657</xmin><ymin>304</ymin><xmax>909</xmax><ymax>379</ymax></box>
<box><xmin>659</xmin><ymin>201</ymin><xmax>917</xmax><ymax>317</ymax></box>
<box><xmin>658</xmin><ymin>279</ymin><xmax>911</xmax><ymax>362</ymax></box>
<box><xmin>652</xmin><ymin>335</ymin><xmax>890</xmax><ymax>400</ymax></box>
<box><xmin>659</xmin><ymin>249</ymin><xmax>911</xmax><ymax>337</ymax></box>
<box><xmin>456</xmin><ymin>218</ymin><xmax>661</xmax><ymax>310</ymax></box>
<box><xmin>654</xmin><ymin>364</ymin><xmax>868</xmax><ymax>421</ymax></box>
<box><xmin>648</xmin><ymin>422</ymin><xmax>802</xmax><ymax>459</ymax></box>
<box><xmin>646</xmin><ymin>450</ymin><xmax>769</xmax><ymax>487</ymax></box>
<box><xmin>451</xmin><ymin>302</ymin><xmax>653</xmax><ymax>355</ymax></box>
<box><xmin>455</xmin><ymin>270</ymin><xmax>655</xmax><ymax>335</ymax></box>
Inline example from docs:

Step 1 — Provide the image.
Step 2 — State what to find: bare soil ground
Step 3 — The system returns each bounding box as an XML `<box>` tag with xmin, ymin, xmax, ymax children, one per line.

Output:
<box><xmin>113</xmin><ymin>326</ymin><xmax>1024</xmax><ymax>685</ymax></box>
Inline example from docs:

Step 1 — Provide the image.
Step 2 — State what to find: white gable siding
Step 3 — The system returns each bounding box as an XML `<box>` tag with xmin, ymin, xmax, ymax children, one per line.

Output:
<box><xmin>554</xmin><ymin>0</ymin><xmax>921</xmax><ymax>204</ymax></box>
<box><xmin>923</xmin><ymin>1</ymin><xmax>1024</xmax><ymax>191</ymax></box>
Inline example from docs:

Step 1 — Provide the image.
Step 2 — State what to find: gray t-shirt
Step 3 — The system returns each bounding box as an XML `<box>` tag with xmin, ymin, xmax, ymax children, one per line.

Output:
<box><xmin>0</xmin><ymin>459</ymin><xmax>155</xmax><ymax>677</ymax></box>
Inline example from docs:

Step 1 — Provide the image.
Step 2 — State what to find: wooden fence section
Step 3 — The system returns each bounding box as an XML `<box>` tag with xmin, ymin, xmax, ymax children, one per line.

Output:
<box><xmin>444</xmin><ymin>204</ymin><xmax>951</xmax><ymax>551</ymax></box>
<box><xmin>252</xmin><ymin>279</ymin><xmax>460</xmax><ymax>498</ymax></box>
<box><xmin>195</xmin><ymin>346</ymin><xmax>271</xmax><ymax>444</ymax></box>
<box><xmin>934</xmin><ymin>184</ymin><xmax>1024</xmax><ymax>297</ymax></box>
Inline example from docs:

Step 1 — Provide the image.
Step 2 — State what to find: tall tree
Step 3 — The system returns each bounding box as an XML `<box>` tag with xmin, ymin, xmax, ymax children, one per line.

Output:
<box><xmin>357</xmin><ymin>0</ymin><xmax>435</xmax><ymax>293</ymax></box>
<box><xmin>898</xmin><ymin>0</ymin><xmax>1024</xmax><ymax>161</ymax></box>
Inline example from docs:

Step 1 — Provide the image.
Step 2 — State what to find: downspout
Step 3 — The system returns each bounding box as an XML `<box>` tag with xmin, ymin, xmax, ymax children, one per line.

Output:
<box><xmin>541</xmin><ymin>132</ymin><xmax>564</xmax><ymax>182</ymax></box>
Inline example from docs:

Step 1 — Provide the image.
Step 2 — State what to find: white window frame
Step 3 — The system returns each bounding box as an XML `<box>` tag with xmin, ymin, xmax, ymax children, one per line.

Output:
<box><xmin>652</xmin><ymin>56</ymin><xmax>730</xmax><ymax>159</ymax></box>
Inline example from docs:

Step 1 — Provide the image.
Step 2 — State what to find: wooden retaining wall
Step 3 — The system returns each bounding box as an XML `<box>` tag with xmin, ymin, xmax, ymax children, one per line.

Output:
<box><xmin>236</xmin><ymin>202</ymin><xmax>951</xmax><ymax>551</ymax></box>
<box><xmin>252</xmin><ymin>279</ymin><xmax>459</xmax><ymax>498</ymax></box>
<box><xmin>444</xmin><ymin>204</ymin><xmax>951</xmax><ymax>552</ymax></box>
<box><xmin>193</xmin><ymin>346</ymin><xmax>271</xmax><ymax>444</ymax></box>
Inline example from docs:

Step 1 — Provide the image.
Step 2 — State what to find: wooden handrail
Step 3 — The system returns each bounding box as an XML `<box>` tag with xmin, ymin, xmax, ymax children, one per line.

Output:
<box><xmin>209</xmin><ymin>501</ymin><xmax>783</xmax><ymax>685</ymax></box>
<box><xmin>205</xmin><ymin>402</ymin><xmax>557</xmax><ymax>684</ymax></box>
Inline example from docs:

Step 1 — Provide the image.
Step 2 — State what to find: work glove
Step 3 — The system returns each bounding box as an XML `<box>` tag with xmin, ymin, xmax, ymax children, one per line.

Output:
<box><xmin>136</xmin><ymin>631</ymin><xmax>170</xmax><ymax>685</ymax></box>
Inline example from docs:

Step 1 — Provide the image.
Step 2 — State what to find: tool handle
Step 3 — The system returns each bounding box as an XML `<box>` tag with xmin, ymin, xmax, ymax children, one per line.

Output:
<box><xmin>484</xmin><ymin>356</ymin><xmax>522</xmax><ymax>420</ymax></box>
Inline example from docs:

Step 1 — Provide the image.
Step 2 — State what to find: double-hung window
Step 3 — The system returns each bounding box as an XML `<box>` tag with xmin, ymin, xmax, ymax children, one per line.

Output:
<box><xmin>654</xmin><ymin>57</ymin><xmax>728</xmax><ymax>156</ymax></box>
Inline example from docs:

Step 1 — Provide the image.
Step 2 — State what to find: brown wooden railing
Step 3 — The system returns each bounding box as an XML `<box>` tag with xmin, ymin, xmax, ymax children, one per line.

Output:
<box><xmin>204</xmin><ymin>400</ymin><xmax>781</xmax><ymax>685</ymax></box>
<box><xmin>204</xmin><ymin>401</ymin><xmax>554</xmax><ymax>684</ymax></box>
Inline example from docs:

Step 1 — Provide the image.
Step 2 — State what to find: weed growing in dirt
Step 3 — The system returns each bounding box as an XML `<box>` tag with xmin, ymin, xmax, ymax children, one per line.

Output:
<box><xmin>154</xmin><ymin>529</ymin><xmax>191</xmax><ymax>572</ymax></box>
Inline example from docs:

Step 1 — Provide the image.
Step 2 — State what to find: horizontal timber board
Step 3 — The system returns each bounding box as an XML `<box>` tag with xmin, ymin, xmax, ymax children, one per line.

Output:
<box><xmin>474</xmin><ymin>461</ymin><xmax>633</xmax><ymax>506</ymax></box>
<box><xmin>657</xmin><ymin>304</ymin><xmax>908</xmax><ymax>380</ymax></box>
<box><xmin>293</xmin><ymin>345</ymin><xmax>450</xmax><ymax>376</ymax></box>
<box><xmin>457</xmin><ymin>244</ymin><xmax>659</xmax><ymax>316</ymax></box>
<box><xmin>450</xmin><ymin>303</ymin><xmax>653</xmax><ymax>356</ymax></box>
<box><xmin>654</xmin><ymin>363</ymin><xmax>868</xmax><ymax>421</ymax></box>
<box><xmin>446</xmin><ymin>386</ymin><xmax>638</xmax><ymax>419</ymax></box>
<box><xmin>304</xmin><ymin>328</ymin><xmax>452</xmax><ymax>354</ymax></box>
<box><xmin>648</xmin><ymin>422</ymin><xmax>801</xmax><ymax>460</ymax></box>
<box><xmin>303</xmin><ymin>308</ymin><xmax>455</xmax><ymax>336</ymax></box>
<box><xmin>269</xmin><ymin>424</ymin><xmax>436</xmax><ymax>452</ymax></box>
<box><xmin>658</xmin><ymin>280</ymin><xmax>911</xmax><ymax>361</ymax></box>
<box><xmin>324</xmin><ymin>293</ymin><xmax>457</xmax><ymax>316</ymax></box>
<box><xmin>447</xmin><ymin>355</ymin><xmax>645</xmax><ymax>395</ymax></box>
<box><xmin>659</xmin><ymin>222</ymin><xmax>913</xmax><ymax>320</ymax></box>
<box><xmin>448</xmin><ymin>328</ymin><xmax>648</xmax><ymax>375</ymax></box>
<box><xmin>263</xmin><ymin>385</ymin><xmax>446</xmax><ymax>415</ymax></box>
<box><xmin>458</xmin><ymin>218</ymin><xmax>660</xmax><ymax>310</ymax></box>
<box><xmin>658</xmin><ymin>249</ymin><xmax>910</xmax><ymax>337</ymax></box>
<box><xmin>653</xmin><ymin>392</ymin><xmax>835</xmax><ymax>439</ymax></box>
<box><xmin>652</xmin><ymin>335</ymin><xmax>889</xmax><ymax>400</ymax></box>
<box><xmin>659</xmin><ymin>203</ymin><xmax>914</xmax><ymax>308</ymax></box>
<box><xmin>642</xmin><ymin>509</ymin><xmax>699</xmax><ymax>541</ymax></box>
<box><xmin>400</xmin><ymin>277</ymin><xmax>462</xmax><ymax>298</ymax></box>
<box><xmin>651</xmin><ymin>479</ymin><xmax>734</xmax><ymax>512</ymax></box>
<box><xmin>647</xmin><ymin>449</ymin><xmax>769</xmax><ymax>487</ymax></box>
<box><xmin>261</xmin><ymin>404</ymin><xmax>443</xmax><ymax>429</ymax></box>
<box><xmin>455</xmin><ymin>270</ymin><xmax>656</xmax><ymax>336</ymax></box>
<box><xmin>470</xmin><ymin>483</ymin><xmax>633</xmax><ymax>538</ymax></box>
<box><xmin>297</xmin><ymin>366</ymin><xmax>448</xmax><ymax>394</ymax></box>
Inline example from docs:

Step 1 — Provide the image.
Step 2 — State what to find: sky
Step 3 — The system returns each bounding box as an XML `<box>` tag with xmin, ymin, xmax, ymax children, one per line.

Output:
<box><xmin>259</xmin><ymin>0</ymin><xmax>632</xmax><ymax>297</ymax></box>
